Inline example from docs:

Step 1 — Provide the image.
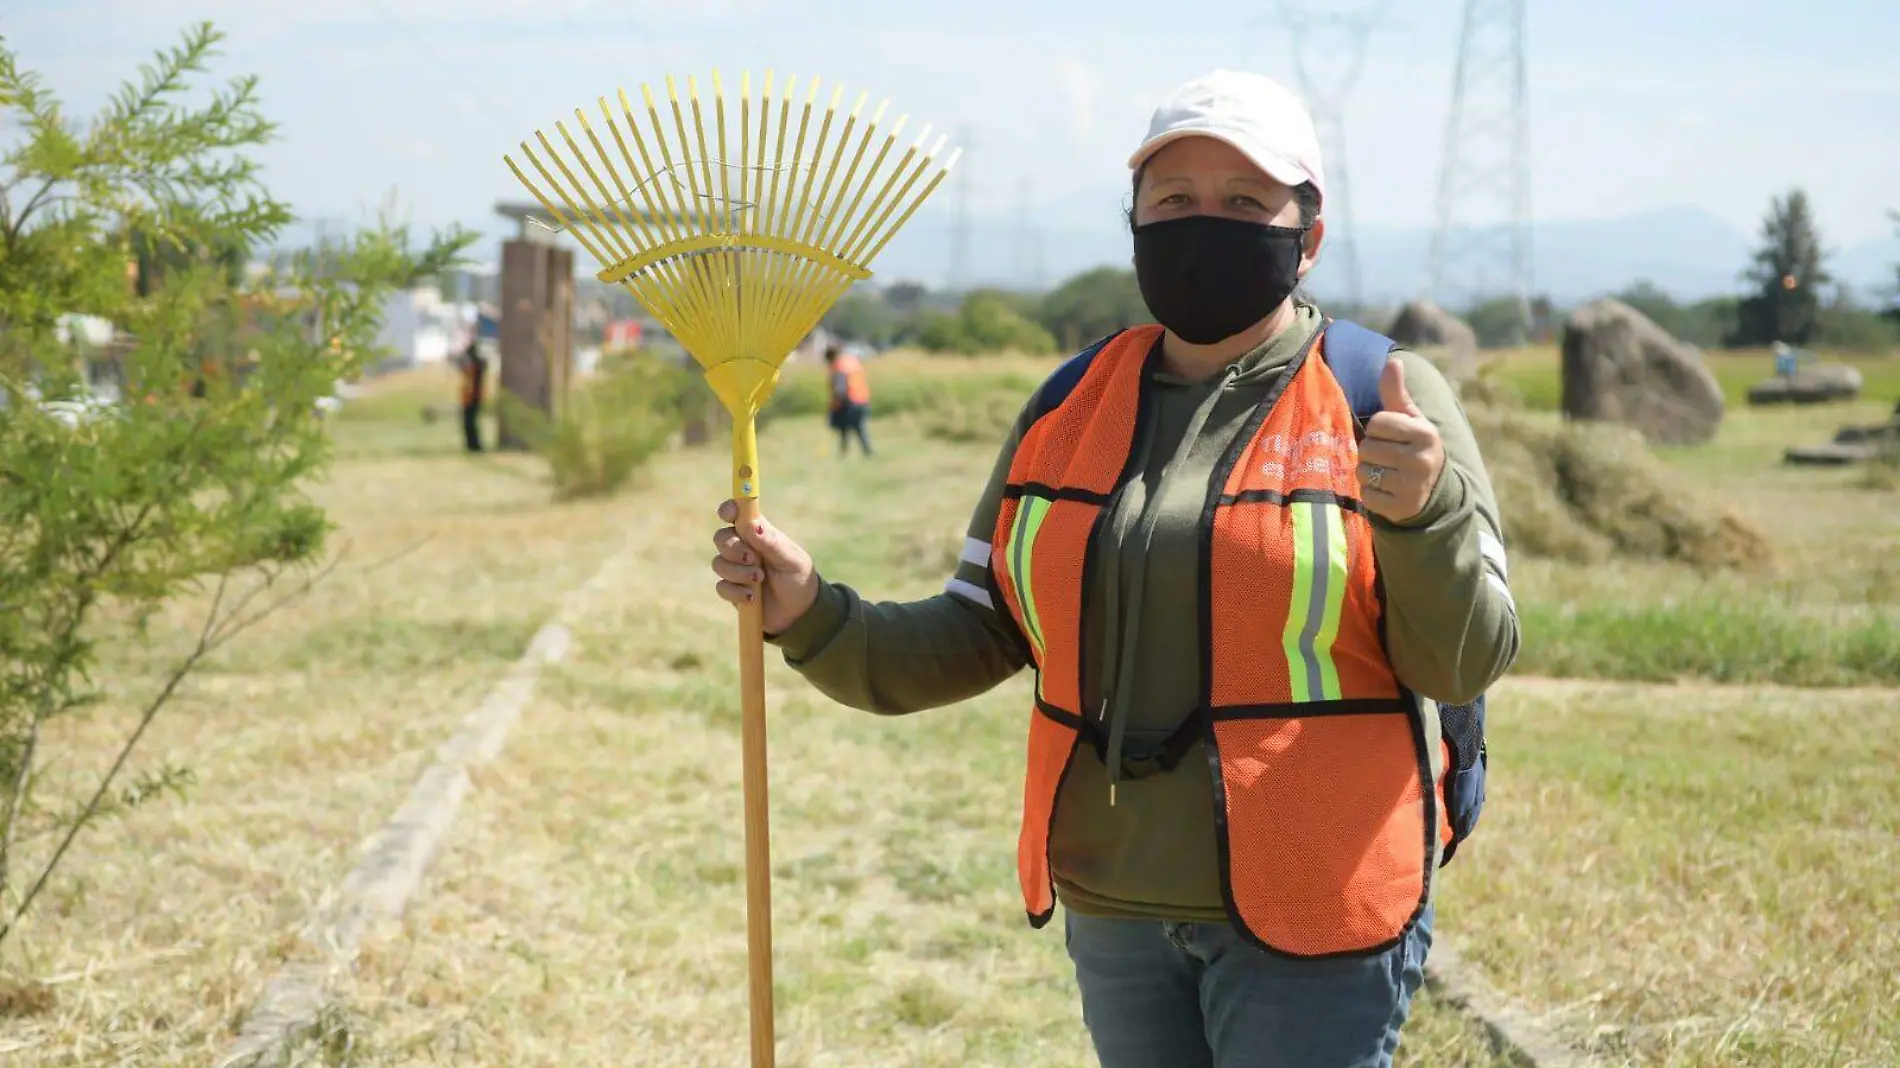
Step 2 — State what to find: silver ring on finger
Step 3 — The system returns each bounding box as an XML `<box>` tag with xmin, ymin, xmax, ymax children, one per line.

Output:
<box><xmin>1366</xmin><ymin>464</ymin><xmax>1386</xmax><ymax>491</ymax></box>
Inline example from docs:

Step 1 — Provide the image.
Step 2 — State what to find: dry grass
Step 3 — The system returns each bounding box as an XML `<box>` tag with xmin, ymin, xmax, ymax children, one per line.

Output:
<box><xmin>1478</xmin><ymin>345</ymin><xmax>1900</xmax><ymax>414</ymax></box>
<box><xmin>3</xmin><ymin>353</ymin><xmax>1894</xmax><ymax>1067</ymax></box>
<box><xmin>1502</xmin><ymin>384</ymin><xmax>1900</xmax><ymax>687</ymax></box>
<box><xmin>319</xmin><ymin>417</ymin><xmax>1516</xmax><ymax>1068</ymax></box>
<box><xmin>323</xmin><ymin>413</ymin><xmax>1892</xmax><ymax>1067</ymax></box>
<box><xmin>1464</xmin><ymin>403</ymin><xmax>1774</xmax><ymax>572</ymax></box>
<box><xmin>0</xmin><ymin>370</ymin><xmax>635</xmax><ymax>1065</ymax></box>
<box><xmin>1445</xmin><ymin>674</ymin><xmax>1899</xmax><ymax>1067</ymax></box>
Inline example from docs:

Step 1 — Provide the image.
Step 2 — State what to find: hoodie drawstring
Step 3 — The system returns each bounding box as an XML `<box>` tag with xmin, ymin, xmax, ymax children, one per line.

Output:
<box><xmin>1102</xmin><ymin>363</ymin><xmax>1240</xmax><ymax>805</ymax></box>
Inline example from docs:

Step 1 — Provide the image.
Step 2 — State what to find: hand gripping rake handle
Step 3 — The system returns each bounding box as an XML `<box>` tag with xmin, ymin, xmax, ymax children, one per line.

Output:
<box><xmin>730</xmin><ymin>414</ymin><xmax>776</xmax><ymax>1068</ymax></box>
<box><xmin>501</xmin><ymin>69</ymin><xmax>963</xmax><ymax>1067</ymax></box>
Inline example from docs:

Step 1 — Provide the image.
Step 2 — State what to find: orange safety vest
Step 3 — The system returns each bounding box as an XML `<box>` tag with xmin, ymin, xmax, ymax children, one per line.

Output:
<box><xmin>829</xmin><ymin>352</ymin><xmax>871</xmax><ymax>409</ymax></box>
<box><xmin>460</xmin><ymin>357</ymin><xmax>482</xmax><ymax>407</ymax></box>
<box><xmin>989</xmin><ymin>323</ymin><xmax>1448</xmax><ymax>959</ymax></box>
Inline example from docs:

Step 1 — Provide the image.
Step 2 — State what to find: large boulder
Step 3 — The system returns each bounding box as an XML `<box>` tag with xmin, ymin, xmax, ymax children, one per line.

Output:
<box><xmin>1560</xmin><ymin>299</ymin><xmax>1725</xmax><ymax>446</ymax></box>
<box><xmin>1746</xmin><ymin>363</ymin><xmax>1864</xmax><ymax>406</ymax></box>
<box><xmin>1385</xmin><ymin>300</ymin><xmax>1479</xmax><ymax>382</ymax></box>
<box><xmin>1784</xmin><ymin>412</ymin><xmax>1900</xmax><ymax>465</ymax></box>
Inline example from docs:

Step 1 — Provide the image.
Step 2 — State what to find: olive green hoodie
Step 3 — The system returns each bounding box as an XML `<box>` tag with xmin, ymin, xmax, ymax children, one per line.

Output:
<box><xmin>768</xmin><ymin>301</ymin><xmax>1521</xmax><ymax>922</ymax></box>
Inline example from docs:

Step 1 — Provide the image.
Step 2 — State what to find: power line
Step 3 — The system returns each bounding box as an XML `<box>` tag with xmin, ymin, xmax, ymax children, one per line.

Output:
<box><xmin>1015</xmin><ymin>174</ymin><xmax>1043</xmax><ymax>291</ymax></box>
<box><xmin>547</xmin><ymin>5</ymin><xmax>671</xmax><ymax>98</ymax></box>
<box><xmin>947</xmin><ymin>124</ymin><xmax>974</xmax><ymax>293</ymax></box>
<box><xmin>361</xmin><ymin>0</ymin><xmax>533</xmax><ymax>135</ymax></box>
<box><xmin>1425</xmin><ymin>0</ymin><xmax>1532</xmax><ymax>330</ymax></box>
<box><xmin>362</xmin><ymin>1</ymin><xmax>665</xmax><ymax>141</ymax></box>
<box><xmin>1262</xmin><ymin>2</ymin><xmax>1402</xmax><ymax>312</ymax></box>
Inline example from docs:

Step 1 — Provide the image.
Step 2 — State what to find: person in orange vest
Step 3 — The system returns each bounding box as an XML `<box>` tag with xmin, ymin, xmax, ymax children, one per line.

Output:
<box><xmin>823</xmin><ymin>343</ymin><xmax>873</xmax><ymax>457</ymax></box>
<box><xmin>458</xmin><ymin>338</ymin><xmax>486</xmax><ymax>453</ymax></box>
<box><xmin>708</xmin><ymin>69</ymin><xmax>1519</xmax><ymax>1067</ymax></box>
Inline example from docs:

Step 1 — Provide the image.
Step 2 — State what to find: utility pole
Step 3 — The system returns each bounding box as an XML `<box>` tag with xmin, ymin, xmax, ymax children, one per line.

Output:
<box><xmin>1426</xmin><ymin>0</ymin><xmax>1532</xmax><ymax>336</ymax></box>
<box><xmin>1264</xmin><ymin>2</ymin><xmax>1396</xmax><ymax>313</ymax></box>
<box><xmin>1014</xmin><ymin>174</ymin><xmax>1043</xmax><ymax>292</ymax></box>
<box><xmin>947</xmin><ymin>124</ymin><xmax>974</xmax><ymax>294</ymax></box>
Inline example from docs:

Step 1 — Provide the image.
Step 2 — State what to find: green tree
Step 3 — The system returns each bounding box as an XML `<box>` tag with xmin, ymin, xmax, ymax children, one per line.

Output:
<box><xmin>917</xmin><ymin>290</ymin><xmax>1057</xmax><ymax>355</ymax></box>
<box><xmin>1813</xmin><ymin>282</ymin><xmax>1900</xmax><ymax>354</ymax></box>
<box><xmin>0</xmin><ymin>23</ymin><xmax>473</xmax><ymax>953</ymax></box>
<box><xmin>1461</xmin><ymin>295</ymin><xmax>1545</xmax><ymax>349</ymax></box>
<box><xmin>883</xmin><ymin>281</ymin><xmax>929</xmax><ymax>316</ymax></box>
<box><xmin>1614</xmin><ymin>279</ymin><xmax>1679</xmax><ymax>329</ymax></box>
<box><xmin>1610</xmin><ymin>282</ymin><xmax>1735</xmax><ymax>347</ymax></box>
<box><xmin>1729</xmin><ymin>188</ymin><xmax>1831</xmax><ymax>347</ymax></box>
<box><xmin>821</xmin><ymin>289</ymin><xmax>904</xmax><ymax>347</ymax></box>
<box><xmin>129</xmin><ymin>224</ymin><xmax>248</xmax><ymax>297</ymax></box>
<box><xmin>1033</xmin><ymin>266</ymin><xmax>1150</xmax><ymax>351</ymax></box>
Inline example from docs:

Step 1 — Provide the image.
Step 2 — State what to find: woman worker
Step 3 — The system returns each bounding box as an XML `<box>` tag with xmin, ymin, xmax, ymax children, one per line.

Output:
<box><xmin>708</xmin><ymin>69</ymin><xmax>1521</xmax><ymax>1068</ymax></box>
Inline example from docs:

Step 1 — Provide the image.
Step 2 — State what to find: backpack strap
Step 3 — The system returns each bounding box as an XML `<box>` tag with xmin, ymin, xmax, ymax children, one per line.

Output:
<box><xmin>1031</xmin><ymin>330</ymin><xmax>1122</xmax><ymax>423</ymax></box>
<box><xmin>1317</xmin><ymin>317</ymin><xmax>1399</xmax><ymax>431</ymax></box>
<box><xmin>1319</xmin><ymin>317</ymin><xmax>1492</xmax><ymax>867</ymax></box>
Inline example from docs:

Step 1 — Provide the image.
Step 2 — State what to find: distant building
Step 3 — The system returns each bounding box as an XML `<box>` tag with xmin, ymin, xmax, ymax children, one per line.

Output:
<box><xmin>789</xmin><ymin>326</ymin><xmax>838</xmax><ymax>365</ymax></box>
<box><xmin>372</xmin><ymin>284</ymin><xmax>484</xmax><ymax>371</ymax></box>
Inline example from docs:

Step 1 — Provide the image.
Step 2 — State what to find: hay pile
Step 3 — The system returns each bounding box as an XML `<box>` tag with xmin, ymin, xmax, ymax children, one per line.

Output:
<box><xmin>1460</xmin><ymin>387</ymin><xmax>1774</xmax><ymax>572</ymax></box>
<box><xmin>905</xmin><ymin>365</ymin><xmax>1775</xmax><ymax>573</ymax></box>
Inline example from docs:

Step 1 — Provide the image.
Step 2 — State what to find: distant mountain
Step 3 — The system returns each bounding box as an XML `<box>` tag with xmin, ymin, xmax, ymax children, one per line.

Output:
<box><xmin>269</xmin><ymin>197</ymin><xmax>1899</xmax><ymax>312</ymax></box>
<box><xmin>864</xmin><ymin>199</ymin><xmax>1900</xmax><ymax>309</ymax></box>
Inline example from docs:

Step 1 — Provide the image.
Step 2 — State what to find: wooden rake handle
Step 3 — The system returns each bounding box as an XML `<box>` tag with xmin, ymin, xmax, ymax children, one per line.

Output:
<box><xmin>732</xmin><ymin>415</ymin><xmax>776</xmax><ymax>1068</ymax></box>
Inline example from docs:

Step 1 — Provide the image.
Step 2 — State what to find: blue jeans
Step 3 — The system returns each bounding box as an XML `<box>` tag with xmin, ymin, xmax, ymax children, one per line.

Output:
<box><xmin>1064</xmin><ymin>905</ymin><xmax>1433</xmax><ymax>1068</ymax></box>
<box><xmin>829</xmin><ymin>402</ymin><xmax>872</xmax><ymax>456</ymax></box>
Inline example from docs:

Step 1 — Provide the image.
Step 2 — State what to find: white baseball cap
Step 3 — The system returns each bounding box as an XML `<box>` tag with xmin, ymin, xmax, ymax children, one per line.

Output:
<box><xmin>1128</xmin><ymin>70</ymin><xmax>1326</xmax><ymax>204</ymax></box>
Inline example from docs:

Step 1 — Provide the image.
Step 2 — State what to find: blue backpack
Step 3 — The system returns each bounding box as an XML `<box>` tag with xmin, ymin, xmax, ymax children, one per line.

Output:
<box><xmin>1029</xmin><ymin>319</ymin><xmax>1490</xmax><ymax>867</ymax></box>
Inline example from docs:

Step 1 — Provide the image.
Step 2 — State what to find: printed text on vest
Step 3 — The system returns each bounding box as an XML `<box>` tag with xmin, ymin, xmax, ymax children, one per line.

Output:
<box><xmin>989</xmin><ymin>323</ymin><xmax>1446</xmax><ymax>959</ymax></box>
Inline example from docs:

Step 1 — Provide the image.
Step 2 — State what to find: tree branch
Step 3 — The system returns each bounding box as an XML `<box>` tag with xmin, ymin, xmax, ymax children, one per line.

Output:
<box><xmin>0</xmin><ymin>693</ymin><xmax>49</xmax><ymax>902</ymax></box>
<box><xmin>5</xmin><ymin>176</ymin><xmax>63</xmax><ymax>243</ymax></box>
<box><xmin>0</xmin><ymin>538</ymin><xmax>358</xmax><ymax>950</ymax></box>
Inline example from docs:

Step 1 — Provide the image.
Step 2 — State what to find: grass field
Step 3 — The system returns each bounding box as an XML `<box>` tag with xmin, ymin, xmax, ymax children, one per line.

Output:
<box><xmin>0</xmin><ymin>351</ymin><xmax>1894</xmax><ymax>1066</ymax></box>
<box><xmin>0</xmin><ymin>366</ymin><xmax>636</xmax><ymax>1064</ymax></box>
<box><xmin>1480</xmin><ymin>344</ymin><xmax>1900</xmax><ymax>415</ymax></box>
<box><xmin>777</xmin><ymin>345</ymin><xmax>1900</xmax><ymax>689</ymax></box>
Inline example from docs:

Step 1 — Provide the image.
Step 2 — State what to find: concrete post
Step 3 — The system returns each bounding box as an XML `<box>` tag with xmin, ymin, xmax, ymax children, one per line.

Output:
<box><xmin>496</xmin><ymin>239</ymin><xmax>573</xmax><ymax>450</ymax></box>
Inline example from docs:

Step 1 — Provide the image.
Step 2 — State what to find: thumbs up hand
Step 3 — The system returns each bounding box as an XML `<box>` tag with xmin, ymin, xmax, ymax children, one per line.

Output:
<box><xmin>1356</xmin><ymin>358</ymin><xmax>1447</xmax><ymax>524</ymax></box>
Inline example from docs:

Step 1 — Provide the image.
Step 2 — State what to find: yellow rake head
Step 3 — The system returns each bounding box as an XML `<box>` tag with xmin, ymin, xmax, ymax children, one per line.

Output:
<box><xmin>504</xmin><ymin>70</ymin><xmax>960</xmax><ymax>429</ymax></box>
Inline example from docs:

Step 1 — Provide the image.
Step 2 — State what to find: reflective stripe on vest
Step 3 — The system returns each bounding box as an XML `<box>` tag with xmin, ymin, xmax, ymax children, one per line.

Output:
<box><xmin>989</xmin><ymin>322</ymin><xmax>1445</xmax><ymax>959</ymax></box>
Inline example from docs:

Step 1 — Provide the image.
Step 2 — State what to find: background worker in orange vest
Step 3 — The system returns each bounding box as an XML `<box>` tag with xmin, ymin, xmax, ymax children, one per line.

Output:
<box><xmin>458</xmin><ymin>337</ymin><xmax>486</xmax><ymax>453</ymax></box>
<box><xmin>709</xmin><ymin>70</ymin><xmax>1520</xmax><ymax>1068</ymax></box>
<box><xmin>823</xmin><ymin>343</ymin><xmax>873</xmax><ymax>457</ymax></box>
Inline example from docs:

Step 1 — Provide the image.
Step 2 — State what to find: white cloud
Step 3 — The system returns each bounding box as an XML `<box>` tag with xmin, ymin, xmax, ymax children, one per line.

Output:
<box><xmin>1051</xmin><ymin>55</ymin><xmax>1103</xmax><ymax>136</ymax></box>
<box><xmin>377</xmin><ymin>136</ymin><xmax>440</xmax><ymax>163</ymax></box>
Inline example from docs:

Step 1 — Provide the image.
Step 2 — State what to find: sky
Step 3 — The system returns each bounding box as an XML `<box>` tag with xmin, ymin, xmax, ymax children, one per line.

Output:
<box><xmin>5</xmin><ymin>0</ymin><xmax>1898</xmax><ymax>278</ymax></box>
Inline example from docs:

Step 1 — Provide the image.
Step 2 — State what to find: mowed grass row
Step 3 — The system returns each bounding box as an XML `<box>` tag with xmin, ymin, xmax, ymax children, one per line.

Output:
<box><xmin>1484</xmin><ymin>347</ymin><xmax>1900</xmax><ymax>687</ymax></box>
<box><xmin>1444</xmin><ymin>675</ymin><xmax>1899</xmax><ymax>1067</ymax></box>
<box><xmin>0</xmin><ymin>365</ymin><xmax>637</xmax><ymax>1065</ymax></box>
<box><xmin>311</xmin><ymin>408</ymin><xmax>1890</xmax><ymax>1066</ymax></box>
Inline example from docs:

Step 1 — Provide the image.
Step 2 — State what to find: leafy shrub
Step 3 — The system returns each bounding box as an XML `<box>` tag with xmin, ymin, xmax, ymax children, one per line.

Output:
<box><xmin>916</xmin><ymin>291</ymin><xmax>1057</xmax><ymax>356</ymax></box>
<box><xmin>0</xmin><ymin>22</ymin><xmax>473</xmax><ymax>955</ymax></box>
<box><xmin>918</xmin><ymin>390</ymin><xmax>1023</xmax><ymax>444</ymax></box>
<box><xmin>503</xmin><ymin>352</ymin><xmax>696</xmax><ymax>500</ymax></box>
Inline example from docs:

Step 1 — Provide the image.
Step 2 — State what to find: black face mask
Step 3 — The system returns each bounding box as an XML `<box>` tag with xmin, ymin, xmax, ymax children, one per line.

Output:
<box><xmin>1131</xmin><ymin>214</ymin><xmax>1308</xmax><ymax>345</ymax></box>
